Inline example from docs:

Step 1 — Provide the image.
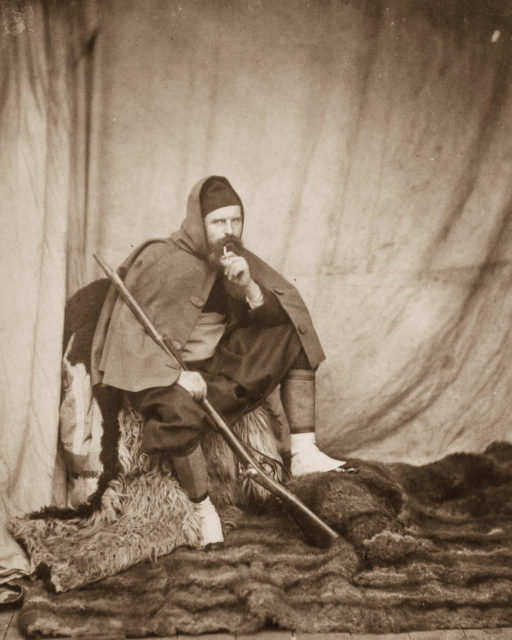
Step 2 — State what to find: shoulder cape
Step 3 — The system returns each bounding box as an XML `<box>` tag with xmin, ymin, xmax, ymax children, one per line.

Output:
<box><xmin>91</xmin><ymin>238</ymin><xmax>325</xmax><ymax>392</ymax></box>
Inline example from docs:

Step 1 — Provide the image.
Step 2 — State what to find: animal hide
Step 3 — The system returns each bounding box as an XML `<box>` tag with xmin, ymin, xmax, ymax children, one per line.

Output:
<box><xmin>16</xmin><ymin>441</ymin><xmax>512</xmax><ymax>636</ymax></box>
<box><xmin>9</xmin><ymin>401</ymin><xmax>283</xmax><ymax>592</ymax></box>
<box><xmin>9</xmin><ymin>277</ymin><xmax>285</xmax><ymax>592</ymax></box>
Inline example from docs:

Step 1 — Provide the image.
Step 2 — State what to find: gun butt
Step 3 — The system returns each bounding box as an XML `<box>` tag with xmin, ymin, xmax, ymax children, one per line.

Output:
<box><xmin>287</xmin><ymin>501</ymin><xmax>339</xmax><ymax>548</ymax></box>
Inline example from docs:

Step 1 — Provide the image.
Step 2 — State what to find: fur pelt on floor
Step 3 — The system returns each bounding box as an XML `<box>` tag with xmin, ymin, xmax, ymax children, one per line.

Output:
<box><xmin>17</xmin><ymin>441</ymin><xmax>512</xmax><ymax>637</ymax></box>
<box><xmin>9</xmin><ymin>275</ymin><xmax>287</xmax><ymax>593</ymax></box>
<box><xmin>9</xmin><ymin>402</ymin><xmax>283</xmax><ymax>593</ymax></box>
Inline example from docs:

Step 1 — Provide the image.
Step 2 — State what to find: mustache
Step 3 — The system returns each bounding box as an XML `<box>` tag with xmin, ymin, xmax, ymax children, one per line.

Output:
<box><xmin>206</xmin><ymin>235</ymin><xmax>244</xmax><ymax>272</ymax></box>
<box><xmin>208</xmin><ymin>235</ymin><xmax>244</xmax><ymax>258</ymax></box>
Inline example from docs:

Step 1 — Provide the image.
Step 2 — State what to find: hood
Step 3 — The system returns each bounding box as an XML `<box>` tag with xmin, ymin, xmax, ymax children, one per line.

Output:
<box><xmin>171</xmin><ymin>175</ymin><xmax>244</xmax><ymax>258</ymax></box>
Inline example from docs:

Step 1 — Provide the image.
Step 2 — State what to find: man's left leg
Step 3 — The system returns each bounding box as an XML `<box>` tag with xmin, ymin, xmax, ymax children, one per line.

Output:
<box><xmin>210</xmin><ymin>324</ymin><xmax>348</xmax><ymax>476</ymax></box>
<box><xmin>280</xmin><ymin>354</ymin><xmax>347</xmax><ymax>476</ymax></box>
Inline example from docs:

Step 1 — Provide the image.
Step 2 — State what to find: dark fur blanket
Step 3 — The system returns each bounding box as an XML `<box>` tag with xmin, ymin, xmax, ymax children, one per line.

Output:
<box><xmin>18</xmin><ymin>441</ymin><xmax>512</xmax><ymax>637</ymax></box>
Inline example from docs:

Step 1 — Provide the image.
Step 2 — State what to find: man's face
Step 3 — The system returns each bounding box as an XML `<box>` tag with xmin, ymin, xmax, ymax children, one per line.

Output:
<box><xmin>204</xmin><ymin>205</ymin><xmax>243</xmax><ymax>247</ymax></box>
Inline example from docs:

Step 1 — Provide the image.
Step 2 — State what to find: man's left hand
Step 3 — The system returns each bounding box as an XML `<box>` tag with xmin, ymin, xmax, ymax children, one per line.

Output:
<box><xmin>221</xmin><ymin>251</ymin><xmax>251</xmax><ymax>288</ymax></box>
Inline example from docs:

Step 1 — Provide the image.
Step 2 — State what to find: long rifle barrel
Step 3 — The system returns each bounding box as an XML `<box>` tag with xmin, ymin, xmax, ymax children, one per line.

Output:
<box><xmin>93</xmin><ymin>253</ymin><xmax>339</xmax><ymax>548</ymax></box>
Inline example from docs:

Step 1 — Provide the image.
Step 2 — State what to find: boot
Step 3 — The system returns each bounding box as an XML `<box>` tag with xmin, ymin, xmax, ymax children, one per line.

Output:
<box><xmin>193</xmin><ymin>495</ymin><xmax>224</xmax><ymax>548</ymax></box>
<box><xmin>281</xmin><ymin>369</ymin><xmax>346</xmax><ymax>476</ymax></box>
<box><xmin>171</xmin><ymin>443</ymin><xmax>224</xmax><ymax>547</ymax></box>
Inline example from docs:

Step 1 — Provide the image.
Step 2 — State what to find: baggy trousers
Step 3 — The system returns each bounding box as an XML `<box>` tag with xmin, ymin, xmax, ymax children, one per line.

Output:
<box><xmin>130</xmin><ymin>322</ymin><xmax>305</xmax><ymax>455</ymax></box>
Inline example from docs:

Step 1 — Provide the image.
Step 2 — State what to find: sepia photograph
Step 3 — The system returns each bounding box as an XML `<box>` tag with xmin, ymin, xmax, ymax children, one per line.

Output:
<box><xmin>1</xmin><ymin>0</ymin><xmax>512</xmax><ymax>638</ymax></box>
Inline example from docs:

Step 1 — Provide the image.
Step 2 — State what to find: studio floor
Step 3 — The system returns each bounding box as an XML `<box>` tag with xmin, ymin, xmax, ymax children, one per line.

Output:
<box><xmin>2</xmin><ymin>608</ymin><xmax>512</xmax><ymax>640</ymax></box>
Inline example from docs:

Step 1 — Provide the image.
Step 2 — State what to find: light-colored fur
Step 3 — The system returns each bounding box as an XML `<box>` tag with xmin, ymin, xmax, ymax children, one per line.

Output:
<box><xmin>10</xmin><ymin>401</ymin><xmax>282</xmax><ymax>592</ymax></box>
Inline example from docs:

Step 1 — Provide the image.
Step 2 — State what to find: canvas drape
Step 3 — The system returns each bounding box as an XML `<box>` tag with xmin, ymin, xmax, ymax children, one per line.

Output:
<box><xmin>95</xmin><ymin>0</ymin><xmax>512</xmax><ymax>463</ymax></box>
<box><xmin>0</xmin><ymin>0</ymin><xmax>98</xmax><ymax>581</ymax></box>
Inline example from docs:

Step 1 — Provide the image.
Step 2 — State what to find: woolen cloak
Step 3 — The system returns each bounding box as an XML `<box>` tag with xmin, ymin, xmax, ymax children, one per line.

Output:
<box><xmin>91</xmin><ymin>176</ymin><xmax>325</xmax><ymax>393</ymax></box>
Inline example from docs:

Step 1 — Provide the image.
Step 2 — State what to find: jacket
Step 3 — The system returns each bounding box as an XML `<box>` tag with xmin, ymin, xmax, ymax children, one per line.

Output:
<box><xmin>91</xmin><ymin>176</ymin><xmax>325</xmax><ymax>392</ymax></box>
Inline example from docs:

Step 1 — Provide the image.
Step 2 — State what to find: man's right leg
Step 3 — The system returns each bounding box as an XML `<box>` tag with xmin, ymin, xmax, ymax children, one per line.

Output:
<box><xmin>130</xmin><ymin>385</ymin><xmax>224</xmax><ymax>548</ymax></box>
<box><xmin>170</xmin><ymin>442</ymin><xmax>223</xmax><ymax>548</ymax></box>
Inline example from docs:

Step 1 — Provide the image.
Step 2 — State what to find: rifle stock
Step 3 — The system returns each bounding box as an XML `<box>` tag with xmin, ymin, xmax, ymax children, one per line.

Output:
<box><xmin>93</xmin><ymin>253</ymin><xmax>339</xmax><ymax>548</ymax></box>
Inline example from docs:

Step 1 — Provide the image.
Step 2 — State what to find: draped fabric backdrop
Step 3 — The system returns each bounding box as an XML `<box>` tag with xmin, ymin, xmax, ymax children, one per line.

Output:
<box><xmin>2</xmin><ymin>0</ymin><xmax>512</xmax><ymax>579</ymax></box>
<box><xmin>0</xmin><ymin>0</ymin><xmax>99</xmax><ymax>581</ymax></box>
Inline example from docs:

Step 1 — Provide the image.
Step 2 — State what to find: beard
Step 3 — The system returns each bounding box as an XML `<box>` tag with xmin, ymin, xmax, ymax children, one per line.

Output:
<box><xmin>206</xmin><ymin>234</ymin><xmax>244</xmax><ymax>272</ymax></box>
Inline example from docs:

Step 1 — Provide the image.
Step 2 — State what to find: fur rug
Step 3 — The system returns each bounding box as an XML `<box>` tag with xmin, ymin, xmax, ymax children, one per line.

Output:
<box><xmin>9</xmin><ymin>276</ymin><xmax>286</xmax><ymax>593</ymax></box>
<box><xmin>17</xmin><ymin>441</ymin><xmax>512</xmax><ymax>636</ymax></box>
<box><xmin>9</xmin><ymin>403</ymin><xmax>283</xmax><ymax>593</ymax></box>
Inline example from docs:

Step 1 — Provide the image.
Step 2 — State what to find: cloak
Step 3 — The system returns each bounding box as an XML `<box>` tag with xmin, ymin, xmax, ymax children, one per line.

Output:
<box><xmin>91</xmin><ymin>176</ymin><xmax>325</xmax><ymax>392</ymax></box>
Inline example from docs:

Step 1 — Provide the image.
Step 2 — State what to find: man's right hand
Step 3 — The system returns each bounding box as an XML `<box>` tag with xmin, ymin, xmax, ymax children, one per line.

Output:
<box><xmin>176</xmin><ymin>371</ymin><xmax>208</xmax><ymax>400</ymax></box>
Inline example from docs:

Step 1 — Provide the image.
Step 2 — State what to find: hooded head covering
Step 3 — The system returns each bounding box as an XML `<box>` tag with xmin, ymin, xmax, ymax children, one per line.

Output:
<box><xmin>171</xmin><ymin>176</ymin><xmax>244</xmax><ymax>258</ymax></box>
<box><xmin>200</xmin><ymin>176</ymin><xmax>243</xmax><ymax>217</ymax></box>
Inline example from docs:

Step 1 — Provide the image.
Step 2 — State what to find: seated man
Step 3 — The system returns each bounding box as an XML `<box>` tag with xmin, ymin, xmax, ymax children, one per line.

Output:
<box><xmin>91</xmin><ymin>176</ymin><xmax>345</xmax><ymax>547</ymax></box>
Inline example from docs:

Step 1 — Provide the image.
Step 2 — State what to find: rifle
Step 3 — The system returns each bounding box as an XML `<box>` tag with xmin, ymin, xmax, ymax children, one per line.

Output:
<box><xmin>93</xmin><ymin>253</ymin><xmax>339</xmax><ymax>548</ymax></box>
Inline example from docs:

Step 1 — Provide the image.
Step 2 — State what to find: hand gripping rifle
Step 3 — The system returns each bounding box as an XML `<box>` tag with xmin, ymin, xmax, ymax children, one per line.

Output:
<box><xmin>93</xmin><ymin>253</ymin><xmax>339</xmax><ymax>548</ymax></box>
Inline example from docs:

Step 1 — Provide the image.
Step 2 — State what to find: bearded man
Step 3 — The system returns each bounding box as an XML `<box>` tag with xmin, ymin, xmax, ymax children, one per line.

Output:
<box><xmin>91</xmin><ymin>176</ymin><xmax>345</xmax><ymax>547</ymax></box>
